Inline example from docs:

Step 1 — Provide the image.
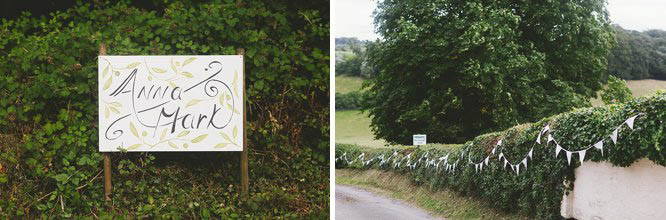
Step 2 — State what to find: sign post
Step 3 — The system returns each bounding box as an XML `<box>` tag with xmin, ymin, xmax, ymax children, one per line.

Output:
<box><xmin>98</xmin><ymin>45</ymin><xmax>248</xmax><ymax>199</ymax></box>
<box><xmin>99</xmin><ymin>44</ymin><xmax>113</xmax><ymax>203</ymax></box>
<box><xmin>237</xmin><ymin>48</ymin><xmax>249</xmax><ymax>196</ymax></box>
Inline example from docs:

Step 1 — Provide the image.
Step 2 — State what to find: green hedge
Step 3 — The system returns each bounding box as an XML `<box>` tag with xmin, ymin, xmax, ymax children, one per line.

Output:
<box><xmin>335</xmin><ymin>91</ymin><xmax>363</xmax><ymax>110</ymax></box>
<box><xmin>336</xmin><ymin>91</ymin><xmax>666</xmax><ymax>219</ymax></box>
<box><xmin>0</xmin><ymin>1</ymin><xmax>329</xmax><ymax>218</ymax></box>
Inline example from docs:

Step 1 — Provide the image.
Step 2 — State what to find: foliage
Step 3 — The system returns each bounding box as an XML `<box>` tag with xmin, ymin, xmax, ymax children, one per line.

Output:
<box><xmin>607</xmin><ymin>25</ymin><xmax>666</xmax><ymax>80</ymax></box>
<box><xmin>364</xmin><ymin>0</ymin><xmax>615</xmax><ymax>144</ymax></box>
<box><xmin>338</xmin><ymin>91</ymin><xmax>666</xmax><ymax>219</ymax></box>
<box><xmin>335</xmin><ymin>91</ymin><xmax>364</xmax><ymax>110</ymax></box>
<box><xmin>335</xmin><ymin>54</ymin><xmax>363</xmax><ymax>76</ymax></box>
<box><xmin>0</xmin><ymin>0</ymin><xmax>329</xmax><ymax>218</ymax></box>
<box><xmin>601</xmin><ymin>75</ymin><xmax>633</xmax><ymax>104</ymax></box>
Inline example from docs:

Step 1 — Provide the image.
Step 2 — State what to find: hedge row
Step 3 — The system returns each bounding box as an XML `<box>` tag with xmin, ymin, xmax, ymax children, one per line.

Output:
<box><xmin>336</xmin><ymin>91</ymin><xmax>666</xmax><ymax>219</ymax></box>
<box><xmin>0</xmin><ymin>1</ymin><xmax>329</xmax><ymax>218</ymax></box>
<box><xmin>334</xmin><ymin>91</ymin><xmax>363</xmax><ymax>110</ymax></box>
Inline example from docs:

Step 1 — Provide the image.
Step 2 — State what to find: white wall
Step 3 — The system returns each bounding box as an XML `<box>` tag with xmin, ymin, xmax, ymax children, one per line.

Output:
<box><xmin>560</xmin><ymin>158</ymin><xmax>666</xmax><ymax>219</ymax></box>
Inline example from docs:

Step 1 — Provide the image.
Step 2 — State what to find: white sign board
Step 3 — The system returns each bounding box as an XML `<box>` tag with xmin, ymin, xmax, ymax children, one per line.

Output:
<box><xmin>98</xmin><ymin>56</ymin><xmax>243</xmax><ymax>152</ymax></box>
<box><xmin>413</xmin><ymin>134</ymin><xmax>426</xmax><ymax>146</ymax></box>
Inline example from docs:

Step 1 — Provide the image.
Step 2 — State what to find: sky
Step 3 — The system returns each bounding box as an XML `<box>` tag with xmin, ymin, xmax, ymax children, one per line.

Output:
<box><xmin>335</xmin><ymin>0</ymin><xmax>666</xmax><ymax>40</ymax></box>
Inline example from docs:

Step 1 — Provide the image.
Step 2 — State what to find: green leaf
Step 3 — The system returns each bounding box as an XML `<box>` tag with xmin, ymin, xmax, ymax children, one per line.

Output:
<box><xmin>219</xmin><ymin>93</ymin><xmax>226</xmax><ymax>106</ymax></box>
<box><xmin>103</xmin><ymin>76</ymin><xmax>113</xmax><ymax>91</ymax></box>
<box><xmin>109</xmin><ymin>102</ymin><xmax>122</xmax><ymax>108</ymax></box>
<box><xmin>215</xmin><ymin>143</ymin><xmax>228</xmax><ymax>148</ymax></box>
<box><xmin>126</xmin><ymin>62</ymin><xmax>141</xmax><ymax>69</ymax></box>
<box><xmin>130</xmin><ymin>122</ymin><xmax>139</xmax><ymax>138</ymax></box>
<box><xmin>181</xmin><ymin>72</ymin><xmax>194</xmax><ymax>78</ymax></box>
<box><xmin>109</xmin><ymin>106</ymin><xmax>120</xmax><ymax>114</ymax></box>
<box><xmin>127</xmin><ymin>143</ymin><xmax>141</xmax><ymax>150</ymax></box>
<box><xmin>102</xmin><ymin>65</ymin><xmax>109</xmax><ymax>77</ymax></box>
<box><xmin>171</xmin><ymin>58</ymin><xmax>177</xmax><ymax>73</ymax></box>
<box><xmin>152</xmin><ymin>68</ymin><xmax>167</xmax><ymax>73</ymax></box>
<box><xmin>220</xmin><ymin>132</ymin><xmax>232</xmax><ymax>142</ymax></box>
<box><xmin>186</xmin><ymin>99</ymin><xmax>202</xmax><ymax>107</ymax></box>
<box><xmin>183</xmin><ymin>57</ymin><xmax>196</xmax><ymax>66</ymax></box>
<box><xmin>168</xmin><ymin>141</ymin><xmax>178</xmax><ymax>149</ymax></box>
<box><xmin>191</xmin><ymin>134</ymin><xmax>208</xmax><ymax>143</ymax></box>
<box><xmin>104</xmin><ymin>107</ymin><xmax>110</xmax><ymax>119</ymax></box>
<box><xmin>54</xmin><ymin>173</ymin><xmax>69</xmax><ymax>183</ymax></box>
<box><xmin>160</xmin><ymin>128</ymin><xmax>168</xmax><ymax>140</ymax></box>
<box><xmin>232</xmin><ymin>126</ymin><xmax>238</xmax><ymax>139</ymax></box>
<box><xmin>177</xmin><ymin>130</ymin><xmax>190</xmax><ymax>137</ymax></box>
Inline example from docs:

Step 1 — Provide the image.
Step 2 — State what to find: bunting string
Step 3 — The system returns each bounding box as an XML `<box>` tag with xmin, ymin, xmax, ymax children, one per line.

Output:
<box><xmin>335</xmin><ymin>112</ymin><xmax>644</xmax><ymax>177</ymax></box>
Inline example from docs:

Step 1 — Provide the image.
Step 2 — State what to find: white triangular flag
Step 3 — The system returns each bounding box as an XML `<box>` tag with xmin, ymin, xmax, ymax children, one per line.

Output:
<box><xmin>503</xmin><ymin>159</ymin><xmax>508</xmax><ymax>169</ymax></box>
<box><xmin>511</xmin><ymin>164</ymin><xmax>516</xmax><ymax>172</ymax></box>
<box><xmin>566</xmin><ymin>151</ymin><xmax>572</xmax><ymax>165</ymax></box>
<box><xmin>484</xmin><ymin>157</ymin><xmax>489</xmax><ymax>166</ymax></box>
<box><xmin>626</xmin><ymin>115</ymin><xmax>638</xmax><ymax>130</ymax></box>
<box><xmin>537</xmin><ymin>132</ymin><xmax>542</xmax><ymax>144</ymax></box>
<box><xmin>528</xmin><ymin>148</ymin><xmax>533</xmax><ymax>159</ymax></box>
<box><xmin>498</xmin><ymin>153</ymin><xmax>504</xmax><ymax>161</ymax></box>
<box><xmin>491</xmin><ymin>147</ymin><xmax>496</xmax><ymax>155</ymax></box>
<box><xmin>497</xmin><ymin>139</ymin><xmax>502</xmax><ymax>146</ymax></box>
<box><xmin>515</xmin><ymin>165</ymin><xmax>520</xmax><ymax>175</ymax></box>
<box><xmin>578</xmin><ymin>150</ymin><xmax>586</xmax><ymax>164</ymax></box>
<box><xmin>594</xmin><ymin>140</ymin><xmax>603</xmax><ymax>156</ymax></box>
<box><xmin>439</xmin><ymin>156</ymin><xmax>445</xmax><ymax>161</ymax></box>
<box><xmin>610</xmin><ymin>128</ymin><xmax>619</xmax><ymax>144</ymax></box>
<box><xmin>547</xmin><ymin>134</ymin><xmax>554</xmax><ymax>145</ymax></box>
<box><xmin>522</xmin><ymin>158</ymin><xmax>528</xmax><ymax>169</ymax></box>
<box><xmin>393</xmin><ymin>151</ymin><xmax>398</xmax><ymax>156</ymax></box>
<box><xmin>475</xmin><ymin>164</ymin><xmax>479</xmax><ymax>173</ymax></box>
<box><xmin>555</xmin><ymin>145</ymin><xmax>562</xmax><ymax>158</ymax></box>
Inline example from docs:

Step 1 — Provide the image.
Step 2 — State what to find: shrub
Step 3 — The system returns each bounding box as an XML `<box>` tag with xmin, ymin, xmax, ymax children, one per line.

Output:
<box><xmin>0</xmin><ymin>1</ymin><xmax>329</xmax><ymax>218</ymax></box>
<box><xmin>337</xmin><ymin>91</ymin><xmax>666</xmax><ymax>219</ymax></box>
<box><xmin>601</xmin><ymin>75</ymin><xmax>633</xmax><ymax>104</ymax></box>
<box><xmin>335</xmin><ymin>91</ymin><xmax>363</xmax><ymax>110</ymax></box>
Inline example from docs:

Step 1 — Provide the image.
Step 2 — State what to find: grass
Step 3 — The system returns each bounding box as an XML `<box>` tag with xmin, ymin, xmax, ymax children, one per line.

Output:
<box><xmin>335</xmin><ymin>75</ymin><xmax>366</xmax><ymax>94</ymax></box>
<box><xmin>336</xmin><ymin>169</ymin><xmax>527</xmax><ymax>220</ymax></box>
<box><xmin>335</xmin><ymin>110</ymin><xmax>388</xmax><ymax>148</ymax></box>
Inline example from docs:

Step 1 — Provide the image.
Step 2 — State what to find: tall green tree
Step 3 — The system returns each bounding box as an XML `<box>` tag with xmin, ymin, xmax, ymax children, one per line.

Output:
<box><xmin>364</xmin><ymin>0</ymin><xmax>614</xmax><ymax>144</ymax></box>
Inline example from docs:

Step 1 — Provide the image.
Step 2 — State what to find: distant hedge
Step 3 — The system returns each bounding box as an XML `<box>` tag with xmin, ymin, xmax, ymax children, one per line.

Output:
<box><xmin>336</xmin><ymin>91</ymin><xmax>666</xmax><ymax>219</ymax></box>
<box><xmin>0</xmin><ymin>1</ymin><xmax>329</xmax><ymax>218</ymax></box>
<box><xmin>335</xmin><ymin>91</ymin><xmax>363</xmax><ymax>110</ymax></box>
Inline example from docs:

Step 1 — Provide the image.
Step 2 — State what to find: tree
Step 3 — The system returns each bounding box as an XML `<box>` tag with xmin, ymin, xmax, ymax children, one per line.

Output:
<box><xmin>607</xmin><ymin>25</ymin><xmax>666</xmax><ymax>80</ymax></box>
<box><xmin>364</xmin><ymin>0</ymin><xmax>614</xmax><ymax>144</ymax></box>
<box><xmin>601</xmin><ymin>76</ymin><xmax>633</xmax><ymax>104</ymax></box>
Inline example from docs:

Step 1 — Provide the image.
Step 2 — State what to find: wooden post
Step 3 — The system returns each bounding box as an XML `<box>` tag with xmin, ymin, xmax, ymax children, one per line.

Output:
<box><xmin>237</xmin><ymin>48</ymin><xmax>249</xmax><ymax>196</ymax></box>
<box><xmin>100</xmin><ymin>43</ymin><xmax>112</xmax><ymax>202</ymax></box>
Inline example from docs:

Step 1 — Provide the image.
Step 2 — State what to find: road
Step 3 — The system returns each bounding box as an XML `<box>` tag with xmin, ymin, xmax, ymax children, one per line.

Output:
<box><xmin>336</xmin><ymin>184</ymin><xmax>443</xmax><ymax>220</ymax></box>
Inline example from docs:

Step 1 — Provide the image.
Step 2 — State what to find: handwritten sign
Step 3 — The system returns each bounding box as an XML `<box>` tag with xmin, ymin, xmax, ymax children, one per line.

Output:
<box><xmin>413</xmin><ymin>134</ymin><xmax>426</xmax><ymax>146</ymax></box>
<box><xmin>98</xmin><ymin>56</ymin><xmax>243</xmax><ymax>152</ymax></box>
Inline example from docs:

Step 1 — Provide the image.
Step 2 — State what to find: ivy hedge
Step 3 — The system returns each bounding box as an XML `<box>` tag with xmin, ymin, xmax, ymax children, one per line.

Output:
<box><xmin>336</xmin><ymin>91</ymin><xmax>666</xmax><ymax>219</ymax></box>
<box><xmin>0</xmin><ymin>1</ymin><xmax>329</xmax><ymax>218</ymax></box>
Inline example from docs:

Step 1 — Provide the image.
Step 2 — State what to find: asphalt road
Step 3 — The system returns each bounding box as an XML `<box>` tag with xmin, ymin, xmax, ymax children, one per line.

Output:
<box><xmin>335</xmin><ymin>184</ymin><xmax>443</xmax><ymax>220</ymax></box>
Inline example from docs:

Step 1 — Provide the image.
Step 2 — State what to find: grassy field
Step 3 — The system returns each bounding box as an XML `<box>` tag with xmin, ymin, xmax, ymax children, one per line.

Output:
<box><xmin>336</xmin><ymin>169</ymin><xmax>527</xmax><ymax>220</ymax></box>
<box><xmin>335</xmin><ymin>110</ymin><xmax>388</xmax><ymax>147</ymax></box>
<box><xmin>335</xmin><ymin>75</ymin><xmax>366</xmax><ymax>94</ymax></box>
<box><xmin>591</xmin><ymin>79</ymin><xmax>666</xmax><ymax>106</ymax></box>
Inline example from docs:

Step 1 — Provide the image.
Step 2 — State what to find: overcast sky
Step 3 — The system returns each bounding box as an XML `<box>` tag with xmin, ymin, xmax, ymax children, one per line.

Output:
<box><xmin>335</xmin><ymin>0</ymin><xmax>666</xmax><ymax>40</ymax></box>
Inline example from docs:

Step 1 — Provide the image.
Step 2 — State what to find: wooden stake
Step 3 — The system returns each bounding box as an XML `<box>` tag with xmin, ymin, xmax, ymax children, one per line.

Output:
<box><xmin>237</xmin><ymin>48</ymin><xmax>249</xmax><ymax>196</ymax></box>
<box><xmin>100</xmin><ymin>43</ymin><xmax>112</xmax><ymax>202</ymax></box>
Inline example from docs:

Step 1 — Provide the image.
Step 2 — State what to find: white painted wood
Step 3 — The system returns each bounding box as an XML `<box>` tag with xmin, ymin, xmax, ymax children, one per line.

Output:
<box><xmin>98</xmin><ymin>56</ymin><xmax>243</xmax><ymax>152</ymax></box>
